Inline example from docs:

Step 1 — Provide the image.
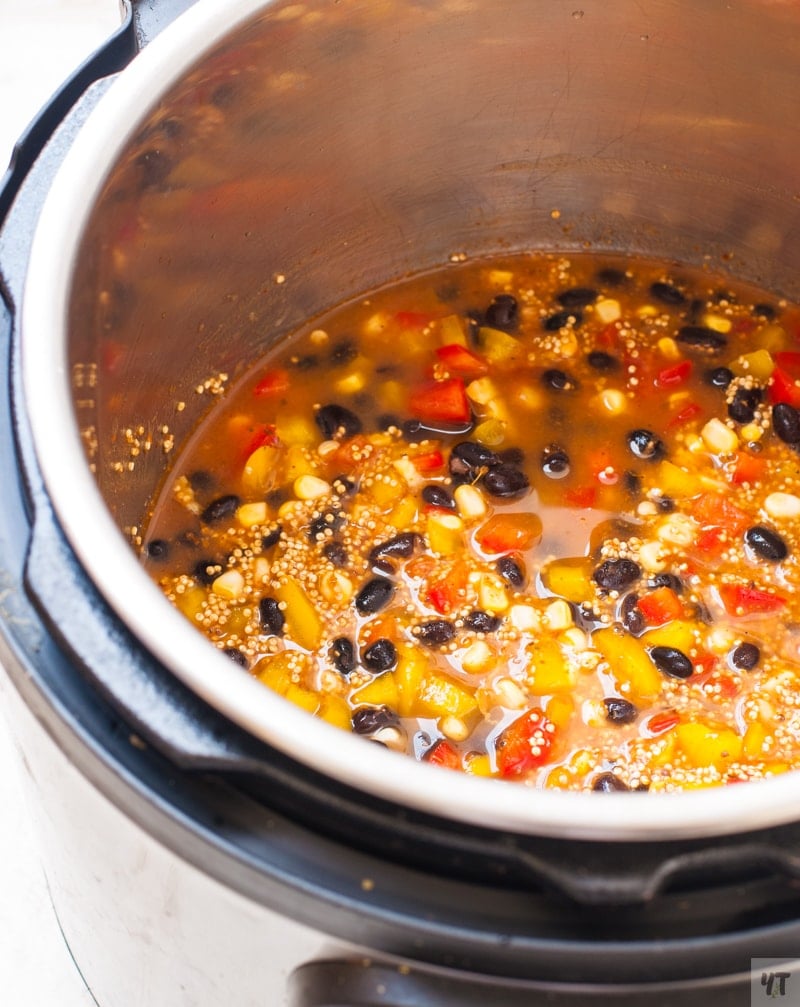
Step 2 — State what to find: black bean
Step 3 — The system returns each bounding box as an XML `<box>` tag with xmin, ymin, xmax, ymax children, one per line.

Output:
<box><xmin>330</xmin><ymin>636</ymin><xmax>356</xmax><ymax>675</ymax></box>
<box><xmin>322</xmin><ymin>541</ymin><xmax>349</xmax><ymax>567</ymax></box>
<box><xmin>623</xmin><ymin>470</ymin><xmax>642</xmax><ymax>497</ymax></box>
<box><xmin>291</xmin><ymin>353</ymin><xmax>319</xmax><ymax>371</ymax></box>
<box><xmin>626</xmin><ymin>429</ymin><xmax>665</xmax><ymax>461</ymax></box>
<box><xmin>687</xmin><ymin>297</ymin><xmax>705</xmax><ymax>323</ymax></box>
<box><xmin>729</xmin><ymin>642</ymin><xmax>760</xmax><ymax>671</ymax></box>
<box><xmin>649</xmin><ymin>645</ymin><xmax>693</xmax><ymax>679</ymax></box>
<box><xmin>464</xmin><ymin>610</ymin><xmax>502</xmax><ymax>633</ymax></box>
<box><xmin>450</xmin><ymin>441</ymin><xmax>500</xmax><ymax>476</ymax></box>
<box><xmin>223</xmin><ymin>647</ymin><xmax>249</xmax><ymax>669</ymax></box>
<box><xmin>705</xmin><ymin>366</ymin><xmax>734</xmax><ymax>389</ymax></box>
<box><xmin>603</xmin><ymin>697</ymin><xmax>638</xmax><ymax>724</ymax></box>
<box><xmin>308</xmin><ymin>511</ymin><xmax>346</xmax><ymax>540</ymax></box>
<box><xmin>657</xmin><ymin>495</ymin><xmax>676</xmax><ymax>513</ymax></box>
<box><xmin>352</xmin><ymin>705</ymin><xmax>398</xmax><ymax>734</ymax></box>
<box><xmin>772</xmin><ymin>402</ymin><xmax>800</xmax><ymax>444</ymax></box>
<box><xmin>315</xmin><ymin>403</ymin><xmax>363</xmax><ymax>440</ymax></box>
<box><xmin>497</xmin><ymin>556</ymin><xmax>525</xmax><ymax>588</ymax></box>
<box><xmin>647</xmin><ymin>572</ymin><xmax>684</xmax><ymax>594</ymax></box>
<box><xmin>596</xmin><ymin>266</ymin><xmax>628</xmax><ymax>287</ymax></box>
<box><xmin>415</xmin><ymin>620</ymin><xmax>456</xmax><ymax>647</ymax></box>
<box><xmin>728</xmin><ymin>386</ymin><xmax>762</xmax><ymax>424</ymax></box>
<box><xmin>485</xmin><ymin>294</ymin><xmax>519</xmax><ymax>332</ymax></box>
<box><xmin>557</xmin><ymin>287</ymin><xmax>598</xmax><ymax>309</ymax></box>
<box><xmin>593</xmin><ymin>558</ymin><xmax>641</xmax><ymax>591</ymax></box>
<box><xmin>754</xmin><ymin>303</ymin><xmax>777</xmax><ymax>319</ymax></box>
<box><xmin>422</xmin><ymin>484</ymin><xmax>455</xmax><ymax>509</ymax></box>
<box><xmin>134</xmin><ymin>148</ymin><xmax>173</xmax><ymax>189</ymax></box>
<box><xmin>677</xmin><ymin>325</ymin><xmax>727</xmax><ymax>351</ymax></box>
<box><xmin>259</xmin><ymin>597</ymin><xmax>285</xmax><ymax>636</ymax></box>
<box><xmin>330</xmin><ymin>339</ymin><xmax>358</xmax><ymax>365</ymax></box>
<box><xmin>649</xmin><ymin>281</ymin><xmax>686</xmax><ymax>306</ymax></box>
<box><xmin>482</xmin><ymin>464</ymin><xmax>530</xmax><ymax>498</ymax></box>
<box><xmin>355</xmin><ymin>577</ymin><xmax>395</xmax><ymax>615</ymax></box>
<box><xmin>744</xmin><ymin>524</ymin><xmax>788</xmax><ymax>561</ymax></box>
<box><xmin>620</xmin><ymin>592</ymin><xmax>645</xmax><ymax>636</ymax></box>
<box><xmin>332</xmin><ymin>475</ymin><xmax>357</xmax><ymax>496</ymax></box>
<box><xmin>201</xmin><ymin>494</ymin><xmax>240</xmax><ymax>524</ymax></box>
<box><xmin>193</xmin><ymin>558</ymin><xmax>221</xmax><ymax>585</ymax></box>
<box><xmin>498</xmin><ymin>446</ymin><xmax>526</xmax><ymax>466</ymax></box>
<box><xmin>586</xmin><ymin>350</ymin><xmax>619</xmax><ymax>371</ymax></box>
<box><xmin>188</xmin><ymin>469</ymin><xmax>214</xmax><ymax>493</ymax></box>
<box><xmin>541</xmin><ymin>446</ymin><xmax>571</xmax><ymax>479</ymax></box>
<box><xmin>261</xmin><ymin>525</ymin><xmax>283</xmax><ymax>550</ymax></box>
<box><xmin>145</xmin><ymin>539</ymin><xmax>170</xmax><ymax>561</ymax></box>
<box><xmin>543</xmin><ymin>309</ymin><xmax>583</xmax><ymax>331</ymax></box>
<box><xmin>592</xmin><ymin>772</ymin><xmax>630</xmax><ymax>792</ymax></box>
<box><xmin>369</xmin><ymin>533</ymin><xmax>420</xmax><ymax>564</ymax></box>
<box><xmin>541</xmin><ymin>368</ymin><xmax>578</xmax><ymax>391</ymax></box>
<box><xmin>362</xmin><ymin>638</ymin><xmax>398</xmax><ymax>672</ymax></box>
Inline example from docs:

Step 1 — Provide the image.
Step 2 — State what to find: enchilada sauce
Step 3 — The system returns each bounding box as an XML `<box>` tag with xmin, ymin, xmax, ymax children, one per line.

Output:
<box><xmin>142</xmin><ymin>253</ymin><xmax>800</xmax><ymax>792</ymax></box>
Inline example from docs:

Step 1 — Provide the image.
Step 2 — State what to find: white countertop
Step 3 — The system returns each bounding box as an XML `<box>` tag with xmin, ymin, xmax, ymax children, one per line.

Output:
<box><xmin>0</xmin><ymin>2</ymin><xmax>124</xmax><ymax>1002</ymax></box>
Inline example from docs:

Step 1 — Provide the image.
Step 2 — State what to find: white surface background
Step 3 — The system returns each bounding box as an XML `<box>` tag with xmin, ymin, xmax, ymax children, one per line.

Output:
<box><xmin>0</xmin><ymin>2</ymin><xmax>123</xmax><ymax>1002</ymax></box>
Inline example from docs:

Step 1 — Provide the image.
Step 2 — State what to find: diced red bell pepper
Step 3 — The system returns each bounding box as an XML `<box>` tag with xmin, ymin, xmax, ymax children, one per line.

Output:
<box><xmin>646</xmin><ymin>711</ymin><xmax>680</xmax><ymax>735</ymax></box>
<box><xmin>655</xmin><ymin>360</ymin><xmax>693</xmax><ymax>389</ymax></box>
<box><xmin>424</xmin><ymin>560</ymin><xmax>469</xmax><ymax>615</ymax></box>
<box><xmin>719</xmin><ymin>583</ymin><xmax>787</xmax><ymax>616</ymax></box>
<box><xmin>395</xmin><ymin>310</ymin><xmax>438</xmax><ymax>329</ymax></box>
<box><xmin>563</xmin><ymin>485</ymin><xmax>597</xmax><ymax>509</ymax></box>
<box><xmin>495</xmin><ymin>708</ymin><xmax>556</xmax><ymax>777</ymax></box>
<box><xmin>769</xmin><ymin>352</ymin><xmax>800</xmax><ymax>407</ymax></box>
<box><xmin>435</xmin><ymin>343</ymin><xmax>489</xmax><ymax>377</ymax></box>
<box><xmin>690</xmin><ymin>494</ymin><xmax>751</xmax><ymax>536</ymax></box>
<box><xmin>253</xmin><ymin>368</ymin><xmax>290</xmax><ymax>398</ymax></box>
<box><xmin>475</xmin><ymin>513</ymin><xmax>542</xmax><ymax>554</ymax></box>
<box><xmin>596</xmin><ymin>322</ymin><xmax>621</xmax><ymax>348</ymax></box>
<box><xmin>410</xmin><ymin>449</ymin><xmax>446</xmax><ymax>473</ymax></box>
<box><xmin>409</xmin><ymin>377</ymin><xmax>471</xmax><ymax>424</ymax></box>
<box><xmin>731</xmin><ymin>452</ymin><xmax>767</xmax><ymax>486</ymax></box>
<box><xmin>636</xmin><ymin>586</ymin><xmax>683</xmax><ymax>626</ymax></box>
<box><xmin>694</xmin><ymin>525</ymin><xmax>727</xmax><ymax>558</ymax></box>
<box><xmin>241</xmin><ymin>423</ymin><xmax>279</xmax><ymax>459</ymax></box>
<box><xmin>666</xmin><ymin>401</ymin><xmax>702</xmax><ymax>429</ymax></box>
<box><xmin>424</xmin><ymin>739</ymin><xmax>463</xmax><ymax>770</ymax></box>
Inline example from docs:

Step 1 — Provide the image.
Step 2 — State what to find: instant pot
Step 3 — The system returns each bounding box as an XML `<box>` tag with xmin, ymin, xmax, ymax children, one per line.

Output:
<box><xmin>3</xmin><ymin>1</ymin><xmax>800</xmax><ymax>1003</ymax></box>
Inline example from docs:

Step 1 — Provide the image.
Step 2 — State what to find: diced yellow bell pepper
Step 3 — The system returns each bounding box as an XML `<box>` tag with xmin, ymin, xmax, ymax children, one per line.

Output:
<box><xmin>439</xmin><ymin>314</ymin><xmax>468</xmax><ymax>346</ymax></box>
<box><xmin>464</xmin><ymin>752</ymin><xmax>495</xmax><ymax>777</ymax></box>
<box><xmin>275</xmin><ymin>579</ymin><xmax>323</xmax><ymax>651</ymax></box>
<box><xmin>387</xmin><ymin>494</ymin><xmax>419</xmax><ymax>530</ymax></box>
<box><xmin>284</xmin><ymin>683</ymin><xmax>320</xmax><ymax>714</ymax></box>
<box><xmin>654</xmin><ymin>460</ymin><xmax>703</xmax><ymax>499</ymax></box>
<box><xmin>427</xmin><ymin>512</ymin><xmax>464</xmax><ymax>555</ymax></box>
<box><xmin>175</xmin><ymin>585</ymin><xmax>206</xmax><ymax>620</ymax></box>
<box><xmin>318</xmin><ymin>693</ymin><xmax>352</xmax><ymax>731</ymax></box>
<box><xmin>365</xmin><ymin>472</ymin><xmax>406</xmax><ymax>508</ymax></box>
<box><xmin>642</xmin><ymin>619</ymin><xmax>696</xmax><ymax>655</ymax></box>
<box><xmin>351</xmin><ymin>672</ymin><xmax>400</xmax><ymax>710</ymax></box>
<box><xmin>527</xmin><ymin>637</ymin><xmax>575</xmax><ymax>695</ymax></box>
<box><xmin>478</xmin><ymin>326</ymin><xmax>521</xmax><ymax>364</ymax></box>
<box><xmin>472</xmin><ymin>418</ymin><xmax>507</xmax><ymax>447</ymax></box>
<box><xmin>729</xmin><ymin>349</ymin><xmax>774</xmax><ymax>382</ymax></box>
<box><xmin>241</xmin><ymin>444</ymin><xmax>281</xmax><ymax>495</ymax></box>
<box><xmin>755</xmin><ymin>323</ymin><xmax>787</xmax><ymax>353</ymax></box>
<box><xmin>593</xmin><ymin>628</ymin><xmax>662</xmax><ymax>704</ymax></box>
<box><xmin>283</xmin><ymin>443</ymin><xmax>316</xmax><ymax>483</ymax></box>
<box><xmin>541</xmin><ymin>557</ymin><xmax>594</xmax><ymax>604</ymax></box>
<box><xmin>276</xmin><ymin>412</ymin><xmax>317</xmax><ymax>447</ymax></box>
<box><xmin>743</xmin><ymin>721</ymin><xmax>768</xmax><ymax>760</ymax></box>
<box><xmin>414</xmin><ymin>673</ymin><xmax>478</xmax><ymax>720</ymax></box>
<box><xmin>545</xmin><ymin>694</ymin><xmax>575</xmax><ymax>729</ymax></box>
<box><xmin>253</xmin><ymin>652</ymin><xmax>295</xmax><ymax>694</ymax></box>
<box><xmin>395</xmin><ymin>644</ymin><xmax>429</xmax><ymax>718</ymax></box>
<box><xmin>675</xmin><ymin>722</ymin><xmax>743</xmax><ymax>772</ymax></box>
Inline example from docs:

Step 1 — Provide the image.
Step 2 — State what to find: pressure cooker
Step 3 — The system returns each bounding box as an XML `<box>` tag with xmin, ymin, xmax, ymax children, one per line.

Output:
<box><xmin>2</xmin><ymin>0</ymin><xmax>800</xmax><ymax>1003</ymax></box>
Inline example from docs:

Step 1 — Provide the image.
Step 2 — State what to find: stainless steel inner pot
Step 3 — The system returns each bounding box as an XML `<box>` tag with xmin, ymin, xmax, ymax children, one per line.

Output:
<box><xmin>22</xmin><ymin>0</ymin><xmax>800</xmax><ymax>840</ymax></box>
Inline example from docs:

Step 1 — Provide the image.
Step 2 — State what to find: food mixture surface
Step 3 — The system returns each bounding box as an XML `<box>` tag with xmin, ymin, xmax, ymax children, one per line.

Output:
<box><xmin>142</xmin><ymin>253</ymin><xmax>800</xmax><ymax>792</ymax></box>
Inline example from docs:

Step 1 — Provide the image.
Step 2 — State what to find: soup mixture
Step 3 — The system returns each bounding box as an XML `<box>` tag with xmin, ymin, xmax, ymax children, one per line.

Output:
<box><xmin>141</xmin><ymin>253</ymin><xmax>800</xmax><ymax>792</ymax></box>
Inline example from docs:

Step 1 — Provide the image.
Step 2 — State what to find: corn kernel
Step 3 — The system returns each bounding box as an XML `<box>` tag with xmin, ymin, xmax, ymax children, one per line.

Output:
<box><xmin>466</xmin><ymin>377</ymin><xmax>499</xmax><ymax>405</ymax></box>
<box><xmin>702</xmin><ymin>313</ymin><xmax>732</xmax><ymax>334</ymax></box>
<box><xmin>334</xmin><ymin>370</ymin><xmax>366</xmax><ymax>395</ymax></box>
<box><xmin>740</xmin><ymin>422</ymin><xmax>763</xmax><ymax>443</ymax></box>
<box><xmin>478</xmin><ymin>574</ymin><xmax>509</xmax><ymax>613</ymax></box>
<box><xmin>593</xmin><ymin>388</ymin><xmax>627</xmax><ymax>415</ymax></box>
<box><xmin>508</xmin><ymin>604</ymin><xmax>540</xmax><ymax>631</ymax></box>
<box><xmin>309</xmin><ymin>328</ymin><xmax>328</xmax><ymax>345</ymax></box>
<box><xmin>493</xmin><ymin>677</ymin><xmax>528</xmax><ymax>710</ymax></box>
<box><xmin>278</xmin><ymin>499</ymin><xmax>304</xmax><ymax>520</ymax></box>
<box><xmin>487</xmin><ymin>268</ymin><xmax>514</xmax><ymax>286</ymax></box>
<box><xmin>294</xmin><ymin>474</ymin><xmax>332</xmax><ymax>500</ymax></box>
<box><xmin>363</xmin><ymin>310</ymin><xmax>389</xmax><ymax>336</ymax></box>
<box><xmin>427</xmin><ymin>512</ymin><xmax>464</xmax><ymax>554</ymax></box>
<box><xmin>582</xmin><ymin>699</ymin><xmax>607</xmax><ymax>728</ymax></box>
<box><xmin>561</xmin><ymin>627</ymin><xmax>587</xmax><ymax>650</ymax></box>
<box><xmin>212</xmin><ymin>569</ymin><xmax>245</xmax><ymax>600</ymax></box>
<box><xmin>638</xmin><ymin>540</ymin><xmax>666</xmax><ymax>573</ymax></box>
<box><xmin>765</xmin><ymin>492</ymin><xmax>800</xmax><ymax>519</ymax></box>
<box><xmin>454</xmin><ymin>483</ymin><xmax>487</xmax><ymax>519</ymax></box>
<box><xmin>657</xmin><ymin>513</ymin><xmax>697</xmax><ymax>547</ymax></box>
<box><xmin>657</xmin><ymin>336</ymin><xmax>680</xmax><ymax>360</ymax></box>
<box><xmin>253</xmin><ymin>557</ymin><xmax>270</xmax><ymax>584</ymax></box>
<box><xmin>636</xmin><ymin>304</ymin><xmax>659</xmax><ymax>318</ymax></box>
<box><xmin>318</xmin><ymin>569</ymin><xmax>353</xmax><ymax>604</ymax></box>
<box><xmin>237</xmin><ymin>501</ymin><xmax>268</xmax><ymax>527</ymax></box>
<box><xmin>544</xmin><ymin>599</ymin><xmax>573</xmax><ymax>631</ymax></box>
<box><xmin>461</xmin><ymin>641</ymin><xmax>494</xmax><ymax>673</ymax></box>
<box><xmin>701</xmin><ymin>417</ymin><xmax>739</xmax><ymax>454</ymax></box>
<box><xmin>317</xmin><ymin>439</ymin><xmax>340</xmax><ymax>457</ymax></box>
<box><xmin>594</xmin><ymin>298</ymin><xmax>621</xmax><ymax>323</ymax></box>
<box><xmin>392</xmin><ymin>457</ymin><xmax>423</xmax><ymax>487</ymax></box>
<box><xmin>439</xmin><ymin>715</ymin><xmax>471</xmax><ymax>742</ymax></box>
<box><xmin>373</xmin><ymin>726</ymin><xmax>406</xmax><ymax>751</ymax></box>
<box><xmin>706</xmin><ymin>627</ymin><xmax>736</xmax><ymax>654</ymax></box>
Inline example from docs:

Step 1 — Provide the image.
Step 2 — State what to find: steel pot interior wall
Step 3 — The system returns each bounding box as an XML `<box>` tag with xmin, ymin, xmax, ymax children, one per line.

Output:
<box><xmin>67</xmin><ymin>0</ymin><xmax>800</xmax><ymax>530</ymax></box>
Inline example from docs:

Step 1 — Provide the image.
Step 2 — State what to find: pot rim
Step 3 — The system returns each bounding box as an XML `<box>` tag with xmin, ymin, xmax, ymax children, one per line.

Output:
<box><xmin>21</xmin><ymin>0</ymin><xmax>800</xmax><ymax>842</ymax></box>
